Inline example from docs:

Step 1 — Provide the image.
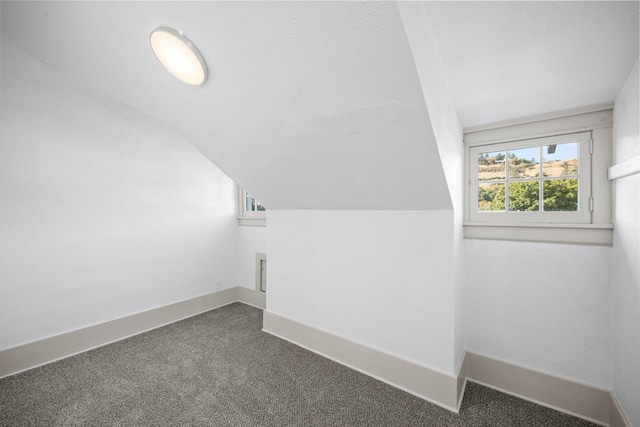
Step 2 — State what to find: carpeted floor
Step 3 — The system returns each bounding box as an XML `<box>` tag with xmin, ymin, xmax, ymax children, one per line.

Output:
<box><xmin>1</xmin><ymin>303</ymin><xmax>596</xmax><ymax>426</ymax></box>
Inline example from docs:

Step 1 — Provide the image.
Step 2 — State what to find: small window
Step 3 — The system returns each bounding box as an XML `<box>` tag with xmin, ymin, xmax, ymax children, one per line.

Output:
<box><xmin>469</xmin><ymin>132</ymin><xmax>591</xmax><ymax>224</ymax></box>
<box><xmin>238</xmin><ymin>187</ymin><xmax>266</xmax><ymax>226</ymax></box>
<box><xmin>244</xmin><ymin>193</ymin><xmax>266</xmax><ymax>215</ymax></box>
<box><xmin>463</xmin><ymin>104</ymin><xmax>613</xmax><ymax>245</ymax></box>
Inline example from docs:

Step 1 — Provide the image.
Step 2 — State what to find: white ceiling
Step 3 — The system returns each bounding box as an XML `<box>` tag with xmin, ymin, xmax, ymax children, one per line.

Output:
<box><xmin>423</xmin><ymin>1</ymin><xmax>639</xmax><ymax>127</ymax></box>
<box><xmin>1</xmin><ymin>1</ymin><xmax>638</xmax><ymax>209</ymax></box>
<box><xmin>1</xmin><ymin>1</ymin><xmax>452</xmax><ymax>210</ymax></box>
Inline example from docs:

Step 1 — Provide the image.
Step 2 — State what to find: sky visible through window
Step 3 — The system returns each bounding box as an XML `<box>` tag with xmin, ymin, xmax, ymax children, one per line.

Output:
<box><xmin>477</xmin><ymin>141</ymin><xmax>579</xmax><ymax>212</ymax></box>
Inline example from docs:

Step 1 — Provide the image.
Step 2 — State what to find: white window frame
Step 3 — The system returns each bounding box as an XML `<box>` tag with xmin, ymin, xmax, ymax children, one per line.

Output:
<box><xmin>469</xmin><ymin>131</ymin><xmax>591</xmax><ymax>224</ymax></box>
<box><xmin>463</xmin><ymin>103</ymin><xmax>613</xmax><ymax>245</ymax></box>
<box><xmin>237</xmin><ymin>187</ymin><xmax>266</xmax><ymax>227</ymax></box>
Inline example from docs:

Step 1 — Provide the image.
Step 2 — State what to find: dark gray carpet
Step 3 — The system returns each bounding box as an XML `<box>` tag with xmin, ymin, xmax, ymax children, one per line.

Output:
<box><xmin>1</xmin><ymin>303</ymin><xmax>596</xmax><ymax>426</ymax></box>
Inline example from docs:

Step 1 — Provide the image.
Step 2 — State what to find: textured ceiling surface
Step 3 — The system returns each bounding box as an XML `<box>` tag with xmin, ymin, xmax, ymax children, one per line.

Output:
<box><xmin>2</xmin><ymin>1</ymin><xmax>638</xmax><ymax>209</ymax></box>
<box><xmin>423</xmin><ymin>1</ymin><xmax>639</xmax><ymax>128</ymax></box>
<box><xmin>1</xmin><ymin>1</ymin><xmax>451</xmax><ymax>210</ymax></box>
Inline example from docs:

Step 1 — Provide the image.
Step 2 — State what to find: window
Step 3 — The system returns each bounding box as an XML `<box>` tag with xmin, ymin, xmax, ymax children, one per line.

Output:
<box><xmin>243</xmin><ymin>193</ymin><xmax>266</xmax><ymax>215</ymax></box>
<box><xmin>469</xmin><ymin>131</ymin><xmax>591</xmax><ymax>224</ymax></box>
<box><xmin>464</xmin><ymin>104</ymin><xmax>613</xmax><ymax>245</ymax></box>
<box><xmin>237</xmin><ymin>187</ymin><xmax>266</xmax><ymax>226</ymax></box>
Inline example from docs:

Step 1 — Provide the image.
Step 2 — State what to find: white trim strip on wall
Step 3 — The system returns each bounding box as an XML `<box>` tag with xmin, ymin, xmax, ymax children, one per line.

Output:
<box><xmin>1</xmin><ymin>293</ymin><xmax>631</xmax><ymax>426</ymax></box>
<box><xmin>463</xmin><ymin>102</ymin><xmax>614</xmax><ymax>135</ymax></box>
<box><xmin>263</xmin><ymin>310</ymin><xmax>461</xmax><ymax>412</ymax></box>
<box><xmin>455</xmin><ymin>352</ymin><xmax>469</xmax><ymax>410</ymax></box>
<box><xmin>263</xmin><ymin>311</ymin><xmax>629</xmax><ymax>426</ymax></box>
<box><xmin>609</xmin><ymin>392</ymin><xmax>633</xmax><ymax>427</ymax></box>
<box><xmin>463</xmin><ymin>223</ymin><xmax>613</xmax><ymax>246</ymax></box>
<box><xmin>464</xmin><ymin>351</ymin><xmax>611</xmax><ymax>426</ymax></box>
<box><xmin>608</xmin><ymin>155</ymin><xmax>640</xmax><ymax>181</ymax></box>
<box><xmin>0</xmin><ymin>287</ymin><xmax>264</xmax><ymax>379</ymax></box>
<box><xmin>237</xmin><ymin>285</ymin><xmax>266</xmax><ymax>309</ymax></box>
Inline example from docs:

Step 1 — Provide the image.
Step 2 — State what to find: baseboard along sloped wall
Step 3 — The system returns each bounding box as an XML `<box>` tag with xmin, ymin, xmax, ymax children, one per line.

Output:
<box><xmin>263</xmin><ymin>310</ymin><xmax>630</xmax><ymax>427</ymax></box>
<box><xmin>0</xmin><ymin>291</ymin><xmax>630</xmax><ymax>426</ymax></box>
<box><xmin>0</xmin><ymin>287</ymin><xmax>264</xmax><ymax>379</ymax></box>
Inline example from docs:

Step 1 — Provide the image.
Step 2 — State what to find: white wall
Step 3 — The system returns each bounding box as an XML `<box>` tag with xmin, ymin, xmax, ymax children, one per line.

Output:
<box><xmin>399</xmin><ymin>1</ymin><xmax>466</xmax><ymax>371</ymax></box>
<box><xmin>237</xmin><ymin>226</ymin><xmax>267</xmax><ymax>289</ymax></box>
<box><xmin>266</xmin><ymin>210</ymin><xmax>458</xmax><ymax>374</ymax></box>
<box><xmin>465</xmin><ymin>239</ymin><xmax>612</xmax><ymax>388</ymax></box>
<box><xmin>0</xmin><ymin>43</ymin><xmax>238</xmax><ymax>350</ymax></box>
<box><xmin>611</xmin><ymin>59</ymin><xmax>639</xmax><ymax>426</ymax></box>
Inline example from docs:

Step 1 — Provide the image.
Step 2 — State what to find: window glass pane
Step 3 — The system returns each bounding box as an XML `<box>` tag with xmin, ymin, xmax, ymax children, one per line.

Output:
<box><xmin>478</xmin><ymin>151</ymin><xmax>505</xmax><ymax>181</ymax></box>
<box><xmin>508</xmin><ymin>181</ymin><xmax>539</xmax><ymax>212</ymax></box>
<box><xmin>245</xmin><ymin>194</ymin><xmax>266</xmax><ymax>212</ymax></box>
<box><xmin>478</xmin><ymin>183</ymin><xmax>505</xmax><ymax>211</ymax></box>
<box><xmin>543</xmin><ymin>142</ymin><xmax>578</xmax><ymax>177</ymax></box>
<box><xmin>508</xmin><ymin>146</ymin><xmax>539</xmax><ymax>179</ymax></box>
<box><xmin>543</xmin><ymin>179</ymin><xmax>578</xmax><ymax>211</ymax></box>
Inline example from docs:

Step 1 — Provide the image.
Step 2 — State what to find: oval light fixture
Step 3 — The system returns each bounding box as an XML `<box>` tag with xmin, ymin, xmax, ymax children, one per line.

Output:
<box><xmin>150</xmin><ymin>26</ymin><xmax>208</xmax><ymax>85</ymax></box>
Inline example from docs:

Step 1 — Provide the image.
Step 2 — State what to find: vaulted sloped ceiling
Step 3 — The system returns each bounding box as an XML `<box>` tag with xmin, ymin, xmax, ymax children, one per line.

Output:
<box><xmin>421</xmin><ymin>1</ymin><xmax>639</xmax><ymax>127</ymax></box>
<box><xmin>1</xmin><ymin>1</ymin><xmax>451</xmax><ymax>211</ymax></box>
<box><xmin>2</xmin><ymin>2</ymin><xmax>638</xmax><ymax>211</ymax></box>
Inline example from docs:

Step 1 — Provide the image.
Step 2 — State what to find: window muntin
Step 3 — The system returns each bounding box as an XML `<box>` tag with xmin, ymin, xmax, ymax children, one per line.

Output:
<box><xmin>240</xmin><ymin>190</ymin><xmax>266</xmax><ymax>218</ymax></box>
<box><xmin>244</xmin><ymin>193</ymin><xmax>266</xmax><ymax>214</ymax></box>
<box><xmin>469</xmin><ymin>132</ymin><xmax>591</xmax><ymax>224</ymax></box>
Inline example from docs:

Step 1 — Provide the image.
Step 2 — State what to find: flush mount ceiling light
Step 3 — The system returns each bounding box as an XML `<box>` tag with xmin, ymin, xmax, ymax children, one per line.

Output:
<box><xmin>150</xmin><ymin>26</ymin><xmax>208</xmax><ymax>85</ymax></box>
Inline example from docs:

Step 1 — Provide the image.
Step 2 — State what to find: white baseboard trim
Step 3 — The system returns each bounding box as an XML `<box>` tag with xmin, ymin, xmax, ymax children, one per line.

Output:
<box><xmin>609</xmin><ymin>392</ymin><xmax>632</xmax><ymax>427</ymax></box>
<box><xmin>262</xmin><ymin>310</ymin><xmax>461</xmax><ymax>412</ymax></box>
<box><xmin>236</xmin><ymin>286</ymin><xmax>266</xmax><ymax>309</ymax></box>
<box><xmin>2</xmin><ymin>294</ymin><xmax>632</xmax><ymax>427</ymax></box>
<box><xmin>456</xmin><ymin>352</ymin><xmax>468</xmax><ymax>409</ymax></box>
<box><xmin>0</xmin><ymin>288</ymin><xmax>238</xmax><ymax>379</ymax></box>
<box><xmin>463</xmin><ymin>351</ymin><xmax>610</xmax><ymax>426</ymax></box>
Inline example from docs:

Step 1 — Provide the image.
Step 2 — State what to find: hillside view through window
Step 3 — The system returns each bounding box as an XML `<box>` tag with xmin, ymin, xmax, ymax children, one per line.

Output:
<box><xmin>477</xmin><ymin>142</ymin><xmax>579</xmax><ymax>212</ymax></box>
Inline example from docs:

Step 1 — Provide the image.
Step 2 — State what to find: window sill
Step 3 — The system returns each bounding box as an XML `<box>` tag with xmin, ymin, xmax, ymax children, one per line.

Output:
<box><xmin>463</xmin><ymin>222</ymin><xmax>613</xmax><ymax>245</ymax></box>
<box><xmin>238</xmin><ymin>217</ymin><xmax>266</xmax><ymax>227</ymax></box>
